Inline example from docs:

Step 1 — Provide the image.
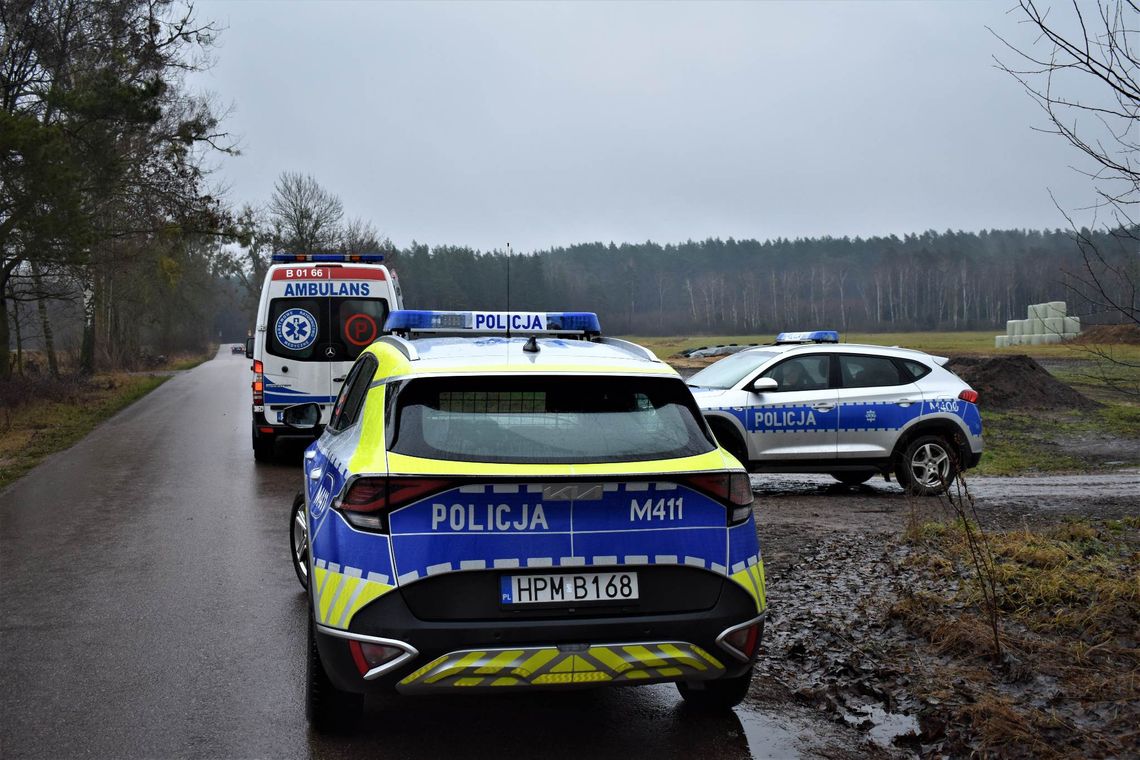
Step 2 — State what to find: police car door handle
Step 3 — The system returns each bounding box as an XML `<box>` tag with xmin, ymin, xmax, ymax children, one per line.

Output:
<box><xmin>309</xmin><ymin>468</ymin><xmax>321</xmax><ymax>481</ymax></box>
<box><xmin>897</xmin><ymin>398</ymin><xmax>916</xmax><ymax>406</ymax></box>
<box><xmin>333</xmin><ymin>376</ymin><xmax>346</xmax><ymax>383</ymax></box>
<box><xmin>811</xmin><ymin>402</ymin><xmax>835</xmax><ymax>412</ymax></box>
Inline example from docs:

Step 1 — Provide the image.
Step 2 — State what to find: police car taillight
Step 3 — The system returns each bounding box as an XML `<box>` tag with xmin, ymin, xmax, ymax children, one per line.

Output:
<box><xmin>958</xmin><ymin>390</ymin><xmax>979</xmax><ymax>404</ymax></box>
<box><xmin>338</xmin><ymin>477</ymin><xmax>456</xmax><ymax>532</ymax></box>
<box><xmin>683</xmin><ymin>472</ymin><xmax>754</xmax><ymax>525</ymax></box>
<box><xmin>348</xmin><ymin>640</ymin><xmax>405</xmax><ymax>675</ymax></box>
<box><xmin>719</xmin><ymin>620</ymin><xmax>762</xmax><ymax>662</ymax></box>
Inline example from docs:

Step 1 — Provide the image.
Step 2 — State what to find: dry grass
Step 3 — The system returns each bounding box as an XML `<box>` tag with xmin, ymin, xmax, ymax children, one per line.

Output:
<box><xmin>894</xmin><ymin>517</ymin><xmax>1140</xmax><ymax>757</ymax></box>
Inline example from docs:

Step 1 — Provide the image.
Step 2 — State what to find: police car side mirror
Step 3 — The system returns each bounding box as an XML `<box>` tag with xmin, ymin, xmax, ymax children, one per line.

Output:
<box><xmin>245</xmin><ymin>337</ymin><xmax>254</xmax><ymax>359</ymax></box>
<box><xmin>749</xmin><ymin>377</ymin><xmax>779</xmax><ymax>393</ymax></box>
<box><xmin>282</xmin><ymin>402</ymin><xmax>321</xmax><ymax>431</ymax></box>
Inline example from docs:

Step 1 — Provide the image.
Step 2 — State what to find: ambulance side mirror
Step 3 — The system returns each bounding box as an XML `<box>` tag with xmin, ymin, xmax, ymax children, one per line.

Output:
<box><xmin>282</xmin><ymin>402</ymin><xmax>321</xmax><ymax>431</ymax></box>
<box><xmin>749</xmin><ymin>377</ymin><xmax>778</xmax><ymax>393</ymax></box>
<box><xmin>245</xmin><ymin>337</ymin><xmax>254</xmax><ymax>359</ymax></box>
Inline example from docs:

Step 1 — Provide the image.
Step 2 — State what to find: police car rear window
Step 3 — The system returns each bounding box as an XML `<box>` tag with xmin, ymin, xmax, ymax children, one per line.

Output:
<box><xmin>390</xmin><ymin>376</ymin><xmax>715</xmax><ymax>464</ymax></box>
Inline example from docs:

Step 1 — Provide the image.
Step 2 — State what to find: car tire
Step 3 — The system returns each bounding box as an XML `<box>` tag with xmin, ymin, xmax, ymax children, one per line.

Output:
<box><xmin>896</xmin><ymin>435</ymin><xmax>956</xmax><ymax>496</ymax></box>
<box><xmin>290</xmin><ymin>492</ymin><xmax>310</xmax><ymax>590</ymax></box>
<box><xmin>830</xmin><ymin>471</ymin><xmax>875</xmax><ymax>486</ymax></box>
<box><xmin>677</xmin><ymin>667</ymin><xmax>753</xmax><ymax>710</ymax></box>
<box><xmin>306</xmin><ymin>619</ymin><xmax>363</xmax><ymax>733</ymax></box>
<box><xmin>253</xmin><ymin>432</ymin><xmax>274</xmax><ymax>462</ymax></box>
<box><xmin>709</xmin><ymin>420</ymin><xmax>748</xmax><ymax>468</ymax></box>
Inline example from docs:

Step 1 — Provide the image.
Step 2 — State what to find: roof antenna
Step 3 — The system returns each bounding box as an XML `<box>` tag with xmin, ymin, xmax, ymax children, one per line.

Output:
<box><xmin>523</xmin><ymin>335</ymin><xmax>540</xmax><ymax>353</ymax></box>
<box><xmin>505</xmin><ymin>242</ymin><xmax>512</xmax><ymax>339</ymax></box>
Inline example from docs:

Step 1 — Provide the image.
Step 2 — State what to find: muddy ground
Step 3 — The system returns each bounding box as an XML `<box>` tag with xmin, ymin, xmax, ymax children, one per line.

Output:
<box><xmin>747</xmin><ymin>472</ymin><xmax>1140</xmax><ymax>758</ymax></box>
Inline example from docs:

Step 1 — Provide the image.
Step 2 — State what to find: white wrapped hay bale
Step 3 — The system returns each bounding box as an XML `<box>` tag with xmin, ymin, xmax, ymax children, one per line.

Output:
<box><xmin>995</xmin><ymin>335</ymin><xmax>1009</xmax><ymax>348</ymax></box>
<box><xmin>1006</xmin><ymin>320</ymin><xmax>1020</xmax><ymax>336</ymax></box>
<box><xmin>1041</xmin><ymin>301</ymin><xmax>1067</xmax><ymax>319</ymax></box>
<box><xmin>1041</xmin><ymin>333</ymin><xmax>1063</xmax><ymax>344</ymax></box>
<box><xmin>1043</xmin><ymin>317</ymin><xmax>1065</xmax><ymax>335</ymax></box>
<box><xmin>1027</xmin><ymin>334</ymin><xmax>1045</xmax><ymax>345</ymax></box>
<box><xmin>1027</xmin><ymin>304</ymin><xmax>1042</xmax><ymax>320</ymax></box>
<box><xmin>1029</xmin><ymin>317</ymin><xmax>1045</xmax><ymax>335</ymax></box>
<box><xmin>1063</xmin><ymin>316</ymin><xmax>1081</xmax><ymax>334</ymax></box>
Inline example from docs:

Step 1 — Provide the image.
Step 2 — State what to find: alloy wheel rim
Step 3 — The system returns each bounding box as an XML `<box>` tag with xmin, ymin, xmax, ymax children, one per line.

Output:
<box><xmin>293</xmin><ymin>506</ymin><xmax>309</xmax><ymax>580</ymax></box>
<box><xmin>910</xmin><ymin>443</ymin><xmax>950</xmax><ymax>488</ymax></box>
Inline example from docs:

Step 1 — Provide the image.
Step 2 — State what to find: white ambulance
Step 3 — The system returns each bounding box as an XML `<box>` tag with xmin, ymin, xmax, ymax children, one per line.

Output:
<box><xmin>246</xmin><ymin>253</ymin><xmax>404</xmax><ymax>460</ymax></box>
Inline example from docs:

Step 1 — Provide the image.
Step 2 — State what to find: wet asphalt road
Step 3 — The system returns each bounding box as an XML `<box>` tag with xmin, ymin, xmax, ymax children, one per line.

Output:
<box><xmin>0</xmin><ymin>349</ymin><xmax>857</xmax><ymax>760</ymax></box>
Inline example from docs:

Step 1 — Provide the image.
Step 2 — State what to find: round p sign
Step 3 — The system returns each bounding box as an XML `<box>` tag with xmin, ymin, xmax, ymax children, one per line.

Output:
<box><xmin>344</xmin><ymin>313</ymin><xmax>379</xmax><ymax>347</ymax></box>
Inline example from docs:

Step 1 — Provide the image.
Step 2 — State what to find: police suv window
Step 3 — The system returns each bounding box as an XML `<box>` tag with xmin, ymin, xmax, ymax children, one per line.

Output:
<box><xmin>760</xmin><ymin>355</ymin><xmax>830</xmax><ymax>392</ymax></box>
<box><xmin>899</xmin><ymin>359</ymin><xmax>931</xmax><ymax>381</ymax></box>
<box><xmin>839</xmin><ymin>355</ymin><xmax>906</xmax><ymax>388</ymax></box>
<box><xmin>328</xmin><ymin>356</ymin><xmax>376</xmax><ymax>433</ymax></box>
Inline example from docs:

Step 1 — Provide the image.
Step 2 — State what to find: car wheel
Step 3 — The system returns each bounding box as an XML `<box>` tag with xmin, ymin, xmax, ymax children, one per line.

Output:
<box><xmin>306</xmin><ymin>619</ymin><xmax>363</xmax><ymax>733</ymax></box>
<box><xmin>710</xmin><ymin>420</ymin><xmax>748</xmax><ymax>468</ymax></box>
<box><xmin>896</xmin><ymin>435</ymin><xmax>956</xmax><ymax>496</ymax></box>
<box><xmin>830</xmin><ymin>471</ymin><xmax>875</xmax><ymax>486</ymax></box>
<box><xmin>677</xmin><ymin>667</ymin><xmax>753</xmax><ymax>710</ymax></box>
<box><xmin>291</xmin><ymin>492</ymin><xmax>310</xmax><ymax>590</ymax></box>
<box><xmin>253</xmin><ymin>432</ymin><xmax>274</xmax><ymax>462</ymax></box>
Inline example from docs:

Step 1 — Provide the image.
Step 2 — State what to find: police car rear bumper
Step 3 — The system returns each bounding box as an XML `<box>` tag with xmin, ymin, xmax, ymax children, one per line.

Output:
<box><xmin>313</xmin><ymin>578</ymin><xmax>762</xmax><ymax>694</ymax></box>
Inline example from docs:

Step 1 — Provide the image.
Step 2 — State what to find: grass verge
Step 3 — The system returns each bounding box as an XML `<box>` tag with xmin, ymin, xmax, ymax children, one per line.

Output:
<box><xmin>894</xmin><ymin>517</ymin><xmax>1140</xmax><ymax>757</ymax></box>
<box><xmin>0</xmin><ymin>373</ymin><xmax>170</xmax><ymax>491</ymax></box>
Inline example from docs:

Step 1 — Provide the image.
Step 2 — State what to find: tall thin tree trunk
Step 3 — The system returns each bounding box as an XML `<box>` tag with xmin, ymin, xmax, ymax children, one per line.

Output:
<box><xmin>79</xmin><ymin>274</ymin><xmax>96</xmax><ymax>376</ymax></box>
<box><xmin>0</xmin><ymin>284</ymin><xmax>10</xmax><ymax>381</ymax></box>
<box><xmin>30</xmin><ymin>263</ymin><xmax>59</xmax><ymax>377</ymax></box>
<box><xmin>7</xmin><ymin>283</ymin><xmax>24</xmax><ymax>375</ymax></box>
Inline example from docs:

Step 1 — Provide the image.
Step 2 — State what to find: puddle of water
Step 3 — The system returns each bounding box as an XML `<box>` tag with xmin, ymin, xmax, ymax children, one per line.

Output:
<box><xmin>735</xmin><ymin>706</ymin><xmax>814</xmax><ymax>759</ymax></box>
<box><xmin>860</xmin><ymin>704</ymin><xmax>920</xmax><ymax>747</ymax></box>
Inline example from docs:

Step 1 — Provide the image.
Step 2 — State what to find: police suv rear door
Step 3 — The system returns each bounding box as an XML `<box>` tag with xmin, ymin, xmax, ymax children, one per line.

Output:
<box><xmin>834</xmin><ymin>352</ymin><xmax>923</xmax><ymax>459</ymax></box>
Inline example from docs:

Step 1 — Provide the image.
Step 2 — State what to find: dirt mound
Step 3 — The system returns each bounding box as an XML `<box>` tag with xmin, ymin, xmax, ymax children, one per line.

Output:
<box><xmin>1073</xmin><ymin>323</ymin><xmax>1140</xmax><ymax>344</ymax></box>
<box><xmin>944</xmin><ymin>355</ymin><xmax>1100</xmax><ymax>411</ymax></box>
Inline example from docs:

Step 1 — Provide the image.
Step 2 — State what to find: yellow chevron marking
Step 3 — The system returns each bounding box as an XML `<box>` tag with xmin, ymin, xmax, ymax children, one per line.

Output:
<box><xmin>425</xmin><ymin>650</ymin><xmax>486</xmax><ymax>684</ymax></box>
<box><xmin>730</xmin><ymin>566</ymin><xmax>763</xmax><ymax>612</ymax></box>
<box><xmin>513</xmin><ymin>649</ymin><xmax>558</xmax><ymax>677</ymax></box>
<box><xmin>587</xmin><ymin>646</ymin><xmax>630</xmax><ymax>674</ymax></box>
<box><xmin>658</xmin><ymin>643</ymin><xmax>705</xmax><ymax>671</ymax></box>
<box><xmin>455</xmin><ymin>678</ymin><xmax>484</xmax><ymax>687</ymax></box>
<box><xmin>623</xmin><ymin>645</ymin><xmax>666</xmax><ymax>667</ymax></box>
<box><xmin>345</xmin><ymin>579</ymin><xmax>395</xmax><ymax>624</ymax></box>
<box><xmin>491</xmin><ymin>677</ymin><xmax>521</xmax><ymax>687</ymax></box>
<box><xmin>624</xmin><ymin>669</ymin><xmax>650</xmax><ymax>680</ymax></box>
<box><xmin>476</xmin><ymin>649</ymin><xmax>525</xmax><ymax>676</ymax></box>
<box><xmin>656</xmin><ymin>667</ymin><xmax>683</xmax><ymax>678</ymax></box>
<box><xmin>693</xmin><ymin>646</ymin><xmax>724</xmax><ymax>669</ymax></box>
<box><xmin>327</xmin><ymin>576</ymin><xmax>359</xmax><ymax>624</ymax></box>
<box><xmin>572</xmin><ymin>671</ymin><xmax>611</xmax><ymax>683</ymax></box>
<box><xmin>548</xmin><ymin>656</ymin><xmax>576</xmax><ymax>674</ymax></box>
<box><xmin>534</xmin><ymin>672</ymin><xmax>575</xmax><ymax>685</ymax></box>
<box><xmin>399</xmin><ymin>658</ymin><xmax>442</xmax><ymax>685</ymax></box>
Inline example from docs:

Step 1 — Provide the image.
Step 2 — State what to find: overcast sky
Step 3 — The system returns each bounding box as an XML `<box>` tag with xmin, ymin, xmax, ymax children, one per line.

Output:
<box><xmin>193</xmin><ymin>1</ymin><xmax>1100</xmax><ymax>253</ymax></box>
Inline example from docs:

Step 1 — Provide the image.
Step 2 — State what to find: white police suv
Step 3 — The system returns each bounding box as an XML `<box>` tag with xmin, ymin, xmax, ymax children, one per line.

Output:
<box><xmin>282</xmin><ymin>310</ymin><xmax>766</xmax><ymax>731</ymax></box>
<box><xmin>687</xmin><ymin>331</ymin><xmax>983</xmax><ymax>495</ymax></box>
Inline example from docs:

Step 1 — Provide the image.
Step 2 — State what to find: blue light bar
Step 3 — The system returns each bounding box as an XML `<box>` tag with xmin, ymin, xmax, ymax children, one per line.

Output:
<box><xmin>775</xmin><ymin>330</ymin><xmax>840</xmax><ymax>344</ymax></box>
<box><xmin>384</xmin><ymin>310</ymin><xmax>601</xmax><ymax>335</ymax></box>
<box><xmin>271</xmin><ymin>252</ymin><xmax>384</xmax><ymax>263</ymax></box>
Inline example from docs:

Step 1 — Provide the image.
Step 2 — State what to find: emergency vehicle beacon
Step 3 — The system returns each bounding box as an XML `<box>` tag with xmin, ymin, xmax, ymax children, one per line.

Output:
<box><xmin>248</xmin><ymin>253</ymin><xmax>403</xmax><ymax>460</ymax></box>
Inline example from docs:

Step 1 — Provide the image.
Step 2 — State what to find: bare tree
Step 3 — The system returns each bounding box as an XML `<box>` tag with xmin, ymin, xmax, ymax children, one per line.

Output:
<box><xmin>268</xmin><ymin>172</ymin><xmax>343</xmax><ymax>255</ymax></box>
<box><xmin>993</xmin><ymin>1</ymin><xmax>1139</xmax><ymax>330</ymax></box>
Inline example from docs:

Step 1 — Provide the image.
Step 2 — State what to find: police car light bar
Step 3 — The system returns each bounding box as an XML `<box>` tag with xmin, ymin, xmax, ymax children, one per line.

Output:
<box><xmin>271</xmin><ymin>253</ymin><xmax>385</xmax><ymax>264</ymax></box>
<box><xmin>775</xmin><ymin>330</ymin><xmax>840</xmax><ymax>344</ymax></box>
<box><xmin>384</xmin><ymin>310</ymin><xmax>602</xmax><ymax>336</ymax></box>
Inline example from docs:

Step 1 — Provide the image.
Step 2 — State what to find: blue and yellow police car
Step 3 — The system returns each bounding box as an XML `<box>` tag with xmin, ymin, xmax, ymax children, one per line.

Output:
<box><xmin>283</xmin><ymin>310</ymin><xmax>766</xmax><ymax>730</ymax></box>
